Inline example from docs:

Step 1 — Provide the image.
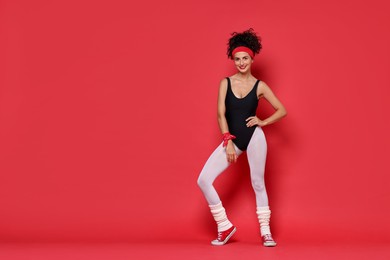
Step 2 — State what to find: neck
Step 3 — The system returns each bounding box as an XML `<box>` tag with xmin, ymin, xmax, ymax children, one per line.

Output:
<box><xmin>235</xmin><ymin>71</ymin><xmax>252</xmax><ymax>81</ymax></box>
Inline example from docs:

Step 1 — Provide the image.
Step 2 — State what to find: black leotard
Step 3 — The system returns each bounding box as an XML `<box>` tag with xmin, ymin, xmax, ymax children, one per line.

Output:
<box><xmin>225</xmin><ymin>77</ymin><xmax>260</xmax><ymax>151</ymax></box>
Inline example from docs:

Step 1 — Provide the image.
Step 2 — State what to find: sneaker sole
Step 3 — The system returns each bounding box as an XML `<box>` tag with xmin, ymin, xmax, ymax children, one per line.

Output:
<box><xmin>211</xmin><ymin>227</ymin><xmax>237</xmax><ymax>246</ymax></box>
<box><xmin>263</xmin><ymin>241</ymin><xmax>277</xmax><ymax>247</ymax></box>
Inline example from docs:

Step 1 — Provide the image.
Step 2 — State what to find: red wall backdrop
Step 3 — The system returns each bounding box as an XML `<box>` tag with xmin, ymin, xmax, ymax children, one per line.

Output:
<box><xmin>1</xmin><ymin>0</ymin><xmax>389</xmax><ymax>243</ymax></box>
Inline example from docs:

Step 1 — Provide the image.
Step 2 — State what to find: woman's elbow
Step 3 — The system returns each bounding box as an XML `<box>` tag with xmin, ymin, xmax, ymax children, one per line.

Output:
<box><xmin>280</xmin><ymin>107</ymin><xmax>287</xmax><ymax>118</ymax></box>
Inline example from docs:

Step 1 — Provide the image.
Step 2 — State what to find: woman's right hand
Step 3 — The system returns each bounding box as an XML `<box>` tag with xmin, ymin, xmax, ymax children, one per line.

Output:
<box><xmin>225</xmin><ymin>141</ymin><xmax>238</xmax><ymax>163</ymax></box>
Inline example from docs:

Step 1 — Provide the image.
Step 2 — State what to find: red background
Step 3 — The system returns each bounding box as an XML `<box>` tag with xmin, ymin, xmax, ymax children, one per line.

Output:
<box><xmin>1</xmin><ymin>0</ymin><xmax>390</xmax><ymax>245</ymax></box>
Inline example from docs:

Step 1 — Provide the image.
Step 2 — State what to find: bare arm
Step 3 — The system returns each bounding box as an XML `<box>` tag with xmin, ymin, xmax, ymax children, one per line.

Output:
<box><xmin>217</xmin><ymin>78</ymin><xmax>230</xmax><ymax>134</ymax></box>
<box><xmin>217</xmin><ymin>78</ymin><xmax>237</xmax><ymax>163</ymax></box>
<box><xmin>246</xmin><ymin>81</ymin><xmax>287</xmax><ymax>127</ymax></box>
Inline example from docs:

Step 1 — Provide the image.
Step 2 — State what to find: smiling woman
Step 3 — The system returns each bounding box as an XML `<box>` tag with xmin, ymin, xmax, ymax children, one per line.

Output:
<box><xmin>197</xmin><ymin>28</ymin><xmax>287</xmax><ymax>247</ymax></box>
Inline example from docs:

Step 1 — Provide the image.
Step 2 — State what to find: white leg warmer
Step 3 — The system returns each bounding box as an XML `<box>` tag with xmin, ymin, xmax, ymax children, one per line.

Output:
<box><xmin>256</xmin><ymin>206</ymin><xmax>272</xmax><ymax>236</ymax></box>
<box><xmin>209</xmin><ymin>201</ymin><xmax>233</xmax><ymax>232</ymax></box>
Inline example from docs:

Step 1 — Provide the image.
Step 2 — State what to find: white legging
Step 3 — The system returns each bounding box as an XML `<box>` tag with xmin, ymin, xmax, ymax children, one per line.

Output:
<box><xmin>197</xmin><ymin>126</ymin><xmax>269</xmax><ymax>207</ymax></box>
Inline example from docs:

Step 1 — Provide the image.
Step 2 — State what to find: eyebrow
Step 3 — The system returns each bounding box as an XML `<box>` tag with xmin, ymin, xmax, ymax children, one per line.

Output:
<box><xmin>235</xmin><ymin>56</ymin><xmax>249</xmax><ymax>59</ymax></box>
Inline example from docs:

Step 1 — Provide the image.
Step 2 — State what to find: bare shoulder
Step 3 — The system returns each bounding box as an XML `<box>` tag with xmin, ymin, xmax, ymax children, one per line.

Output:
<box><xmin>220</xmin><ymin>77</ymin><xmax>228</xmax><ymax>86</ymax></box>
<box><xmin>219</xmin><ymin>77</ymin><xmax>228</xmax><ymax>91</ymax></box>
<box><xmin>257</xmin><ymin>80</ymin><xmax>271</xmax><ymax>97</ymax></box>
<box><xmin>259</xmin><ymin>80</ymin><xmax>271</xmax><ymax>89</ymax></box>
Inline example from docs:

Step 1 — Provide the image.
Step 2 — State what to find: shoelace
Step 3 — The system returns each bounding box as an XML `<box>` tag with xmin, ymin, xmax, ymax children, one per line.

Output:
<box><xmin>263</xmin><ymin>234</ymin><xmax>274</xmax><ymax>241</ymax></box>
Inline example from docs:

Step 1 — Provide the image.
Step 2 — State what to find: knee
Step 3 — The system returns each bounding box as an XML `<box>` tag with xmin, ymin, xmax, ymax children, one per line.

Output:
<box><xmin>251</xmin><ymin>179</ymin><xmax>266</xmax><ymax>192</ymax></box>
<box><xmin>197</xmin><ymin>174</ymin><xmax>211</xmax><ymax>190</ymax></box>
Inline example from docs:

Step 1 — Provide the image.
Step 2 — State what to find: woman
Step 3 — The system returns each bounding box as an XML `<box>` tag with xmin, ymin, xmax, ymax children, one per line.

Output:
<box><xmin>197</xmin><ymin>28</ymin><xmax>287</xmax><ymax>246</ymax></box>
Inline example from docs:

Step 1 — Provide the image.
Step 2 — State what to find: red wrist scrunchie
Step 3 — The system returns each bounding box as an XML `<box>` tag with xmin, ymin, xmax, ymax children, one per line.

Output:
<box><xmin>222</xmin><ymin>132</ymin><xmax>236</xmax><ymax>147</ymax></box>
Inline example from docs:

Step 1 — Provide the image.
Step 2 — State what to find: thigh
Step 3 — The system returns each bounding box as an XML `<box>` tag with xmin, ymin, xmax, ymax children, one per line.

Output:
<box><xmin>247</xmin><ymin>127</ymin><xmax>267</xmax><ymax>173</ymax></box>
<box><xmin>199</xmin><ymin>142</ymin><xmax>243</xmax><ymax>181</ymax></box>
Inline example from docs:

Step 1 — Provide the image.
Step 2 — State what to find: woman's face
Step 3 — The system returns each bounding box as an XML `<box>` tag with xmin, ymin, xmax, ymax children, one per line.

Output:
<box><xmin>233</xmin><ymin>52</ymin><xmax>253</xmax><ymax>73</ymax></box>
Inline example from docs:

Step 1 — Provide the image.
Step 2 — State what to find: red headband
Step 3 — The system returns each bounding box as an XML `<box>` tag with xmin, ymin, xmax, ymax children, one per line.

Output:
<box><xmin>232</xmin><ymin>46</ymin><xmax>254</xmax><ymax>59</ymax></box>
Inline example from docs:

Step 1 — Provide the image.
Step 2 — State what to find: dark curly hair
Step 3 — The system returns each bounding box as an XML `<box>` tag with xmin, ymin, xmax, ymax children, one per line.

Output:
<box><xmin>227</xmin><ymin>28</ymin><xmax>262</xmax><ymax>59</ymax></box>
